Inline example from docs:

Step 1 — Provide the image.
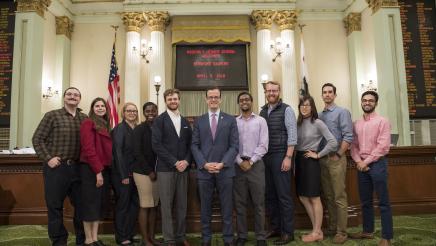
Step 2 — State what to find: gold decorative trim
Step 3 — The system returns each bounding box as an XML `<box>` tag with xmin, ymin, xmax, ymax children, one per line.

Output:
<box><xmin>144</xmin><ymin>11</ymin><xmax>170</xmax><ymax>32</ymax></box>
<box><xmin>16</xmin><ymin>0</ymin><xmax>51</xmax><ymax>18</ymax></box>
<box><xmin>251</xmin><ymin>10</ymin><xmax>275</xmax><ymax>31</ymax></box>
<box><xmin>366</xmin><ymin>0</ymin><xmax>399</xmax><ymax>14</ymax></box>
<box><xmin>55</xmin><ymin>16</ymin><xmax>74</xmax><ymax>39</ymax></box>
<box><xmin>274</xmin><ymin>10</ymin><xmax>298</xmax><ymax>31</ymax></box>
<box><xmin>343</xmin><ymin>12</ymin><xmax>361</xmax><ymax>36</ymax></box>
<box><xmin>121</xmin><ymin>12</ymin><xmax>146</xmax><ymax>33</ymax></box>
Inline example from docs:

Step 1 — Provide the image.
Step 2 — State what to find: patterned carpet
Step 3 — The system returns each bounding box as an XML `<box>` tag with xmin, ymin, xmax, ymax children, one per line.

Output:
<box><xmin>0</xmin><ymin>214</ymin><xmax>435</xmax><ymax>245</ymax></box>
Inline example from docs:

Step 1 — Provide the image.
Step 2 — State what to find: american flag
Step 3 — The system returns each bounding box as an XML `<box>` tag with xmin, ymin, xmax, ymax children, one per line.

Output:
<box><xmin>300</xmin><ymin>31</ymin><xmax>310</xmax><ymax>96</ymax></box>
<box><xmin>107</xmin><ymin>42</ymin><xmax>120</xmax><ymax>128</ymax></box>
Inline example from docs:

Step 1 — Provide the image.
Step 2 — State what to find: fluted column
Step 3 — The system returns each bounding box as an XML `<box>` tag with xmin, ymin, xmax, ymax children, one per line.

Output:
<box><xmin>10</xmin><ymin>0</ymin><xmax>51</xmax><ymax>148</ymax></box>
<box><xmin>366</xmin><ymin>0</ymin><xmax>410</xmax><ymax>145</ymax></box>
<box><xmin>144</xmin><ymin>11</ymin><xmax>169</xmax><ymax>113</ymax></box>
<box><xmin>274</xmin><ymin>10</ymin><xmax>298</xmax><ymax>111</ymax></box>
<box><xmin>251</xmin><ymin>10</ymin><xmax>275</xmax><ymax>110</ymax></box>
<box><xmin>344</xmin><ymin>12</ymin><xmax>364</xmax><ymax>120</ymax></box>
<box><xmin>122</xmin><ymin>12</ymin><xmax>145</xmax><ymax>110</ymax></box>
<box><xmin>55</xmin><ymin>16</ymin><xmax>73</xmax><ymax>108</ymax></box>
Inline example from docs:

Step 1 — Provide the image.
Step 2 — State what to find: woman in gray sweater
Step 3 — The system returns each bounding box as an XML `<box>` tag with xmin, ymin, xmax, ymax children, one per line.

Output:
<box><xmin>295</xmin><ymin>95</ymin><xmax>337</xmax><ymax>243</ymax></box>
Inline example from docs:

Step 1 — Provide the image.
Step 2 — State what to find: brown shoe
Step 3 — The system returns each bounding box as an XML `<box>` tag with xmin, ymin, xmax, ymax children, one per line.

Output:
<box><xmin>378</xmin><ymin>239</ymin><xmax>392</xmax><ymax>246</ymax></box>
<box><xmin>332</xmin><ymin>233</ymin><xmax>348</xmax><ymax>244</ymax></box>
<box><xmin>348</xmin><ymin>231</ymin><xmax>375</xmax><ymax>239</ymax></box>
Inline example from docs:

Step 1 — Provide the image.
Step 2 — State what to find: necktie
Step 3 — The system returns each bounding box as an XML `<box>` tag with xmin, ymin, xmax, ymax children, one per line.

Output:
<box><xmin>211</xmin><ymin>113</ymin><xmax>217</xmax><ymax>140</ymax></box>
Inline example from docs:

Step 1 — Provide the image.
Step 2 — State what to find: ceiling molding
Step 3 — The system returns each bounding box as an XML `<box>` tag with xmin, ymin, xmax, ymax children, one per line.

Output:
<box><xmin>299</xmin><ymin>10</ymin><xmax>344</xmax><ymax>21</ymax></box>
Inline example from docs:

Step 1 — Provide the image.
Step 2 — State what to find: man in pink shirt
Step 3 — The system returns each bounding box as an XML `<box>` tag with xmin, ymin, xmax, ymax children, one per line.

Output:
<box><xmin>349</xmin><ymin>91</ymin><xmax>393</xmax><ymax>246</ymax></box>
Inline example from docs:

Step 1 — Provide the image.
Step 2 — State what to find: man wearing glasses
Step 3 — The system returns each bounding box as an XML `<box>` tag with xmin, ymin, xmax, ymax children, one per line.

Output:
<box><xmin>32</xmin><ymin>87</ymin><xmax>87</xmax><ymax>246</ymax></box>
<box><xmin>191</xmin><ymin>87</ymin><xmax>239</xmax><ymax>246</ymax></box>
<box><xmin>260</xmin><ymin>81</ymin><xmax>297</xmax><ymax>245</ymax></box>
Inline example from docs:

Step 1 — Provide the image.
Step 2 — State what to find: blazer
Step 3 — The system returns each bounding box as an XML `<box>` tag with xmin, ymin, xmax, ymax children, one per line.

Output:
<box><xmin>191</xmin><ymin>111</ymin><xmax>239</xmax><ymax>180</ymax></box>
<box><xmin>152</xmin><ymin>111</ymin><xmax>192</xmax><ymax>172</ymax></box>
<box><xmin>111</xmin><ymin>120</ymin><xmax>135</xmax><ymax>179</ymax></box>
<box><xmin>132</xmin><ymin>122</ymin><xmax>156</xmax><ymax>175</ymax></box>
<box><xmin>80</xmin><ymin>119</ymin><xmax>112</xmax><ymax>174</ymax></box>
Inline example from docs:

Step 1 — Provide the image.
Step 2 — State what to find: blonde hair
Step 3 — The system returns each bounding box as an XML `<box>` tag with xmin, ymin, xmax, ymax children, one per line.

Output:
<box><xmin>122</xmin><ymin>102</ymin><xmax>139</xmax><ymax>125</ymax></box>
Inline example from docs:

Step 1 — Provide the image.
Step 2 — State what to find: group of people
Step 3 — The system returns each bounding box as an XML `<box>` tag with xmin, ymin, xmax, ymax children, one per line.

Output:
<box><xmin>32</xmin><ymin>81</ymin><xmax>394</xmax><ymax>246</ymax></box>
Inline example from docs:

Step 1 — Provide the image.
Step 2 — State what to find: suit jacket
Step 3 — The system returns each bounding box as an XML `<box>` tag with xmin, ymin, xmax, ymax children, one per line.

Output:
<box><xmin>111</xmin><ymin>120</ymin><xmax>135</xmax><ymax>179</ymax></box>
<box><xmin>191</xmin><ymin>111</ymin><xmax>239</xmax><ymax>180</ymax></box>
<box><xmin>80</xmin><ymin>119</ymin><xmax>112</xmax><ymax>174</ymax></box>
<box><xmin>152</xmin><ymin>111</ymin><xmax>192</xmax><ymax>172</ymax></box>
<box><xmin>132</xmin><ymin>122</ymin><xmax>156</xmax><ymax>175</ymax></box>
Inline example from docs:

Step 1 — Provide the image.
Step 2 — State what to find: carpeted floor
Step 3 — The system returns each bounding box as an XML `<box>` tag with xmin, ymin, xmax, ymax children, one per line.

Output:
<box><xmin>0</xmin><ymin>214</ymin><xmax>435</xmax><ymax>245</ymax></box>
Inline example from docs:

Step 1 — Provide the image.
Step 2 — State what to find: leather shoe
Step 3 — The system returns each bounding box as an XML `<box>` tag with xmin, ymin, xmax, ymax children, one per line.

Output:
<box><xmin>378</xmin><ymin>239</ymin><xmax>392</xmax><ymax>246</ymax></box>
<box><xmin>273</xmin><ymin>234</ymin><xmax>294</xmax><ymax>245</ymax></box>
<box><xmin>265</xmin><ymin>230</ymin><xmax>281</xmax><ymax>239</ymax></box>
<box><xmin>348</xmin><ymin>231</ymin><xmax>374</xmax><ymax>239</ymax></box>
<box><xmin>256</xmin><ymin>240</ymin><xmax>267</xmax><ymax>246</ymax></box>
<box><xmin>176</xmin><ymin>240</ymin><xmax>190</xmax><ymax>246</ymax></box>
<box><xmin>235</xmin><ymin>238</ymin><xmax>246</xmax><ymax>246</ymax></box>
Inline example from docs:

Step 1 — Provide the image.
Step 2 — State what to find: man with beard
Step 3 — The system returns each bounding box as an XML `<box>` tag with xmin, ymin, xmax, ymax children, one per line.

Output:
<box><xmin>318</xmin><ymin>83</ymin><xmax>353</xmax><ymax>244</ymax></box>
<box><xmin>234</xmin><ymin>92</ymin><xmax>268</xmax><ymax>246</ymax></box>
<box><xmin>152</xmin><ymin>88</ymin><xmax>192</xmax><ymax>246</ymax></box>
<box><xmin>260</xmin><ymin>81</ymin><xmax>297</xmax><ymax>245</ymax></box>
<box><xmin>32</xmin><ymin>87</ymin><xmax>86</xmax><ymax>246</ymax></box>
<box><xmin>349</xmin><ymin>91</ymin><xmax>393</xmax><ymax>246</ymax></box>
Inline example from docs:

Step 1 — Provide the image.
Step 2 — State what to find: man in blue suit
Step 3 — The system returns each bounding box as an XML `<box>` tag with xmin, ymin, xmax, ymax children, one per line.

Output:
<box><xmin>191</xmin><ymin>87</ymin><xmax>239</xmax><ymax>246</ymax></box>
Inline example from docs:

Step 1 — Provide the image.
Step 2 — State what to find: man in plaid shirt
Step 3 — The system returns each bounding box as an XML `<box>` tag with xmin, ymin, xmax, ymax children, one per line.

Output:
<box><xmin>32</xmin><ymin>87</ymin><xmax>87</xmax><ymax>246</ymax></box>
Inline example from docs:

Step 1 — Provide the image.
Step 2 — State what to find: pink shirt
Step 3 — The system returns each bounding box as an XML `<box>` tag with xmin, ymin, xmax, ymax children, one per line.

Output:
<box><xmin>351</xmin><ymin>112</ymin><xmax>391</xmax><ymax>165</ymax></box>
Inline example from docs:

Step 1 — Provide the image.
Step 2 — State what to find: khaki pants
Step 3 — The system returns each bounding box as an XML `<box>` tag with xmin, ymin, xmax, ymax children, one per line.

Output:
<box><xmin>320</xmin><ymin>155</ymin><xmax>348</xmax><ymax>234</ymax></box>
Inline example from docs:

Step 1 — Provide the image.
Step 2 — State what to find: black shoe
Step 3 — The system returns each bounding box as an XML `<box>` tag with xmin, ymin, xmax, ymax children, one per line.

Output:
<box><xmin>84</xmin><ymin>243</ymin><xmax>97</xmax><ymax>246</ymax></box>
<box><xmin>265</xmin><ymin>230</ymin><xmax>281</xmax><ymax>239</ymax></box>
<box><xmin>273</xmin><ymin>234</ymin><xmax>294</xmax><ymax>245</ymax></box>
<box><xmin>224</xmin><ymin>242</ymin><xmax>234</xmax><ymax>246</ymax></box>
<box><xmin>257</xmin><ymin>240</ymin><xmax>267</xmax><ymax>246</ymax></box>
<box><xmin>95</xmin><ymin>240</ymin><xmax>107</xmax><ymax>246</ymax></box>
<box><xmin>201</xmin><ymin>243</ymin><xmax>211</xmax><ymax>246</ymax></box>
<box><xmin>236</xmin><ymin>238</ymin><xmax>246</xmax><ymax>246</ymax></box>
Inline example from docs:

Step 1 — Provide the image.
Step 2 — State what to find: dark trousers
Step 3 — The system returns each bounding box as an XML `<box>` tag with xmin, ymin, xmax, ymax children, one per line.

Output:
<box><xmin>198</xmin><ymin>177</ymin><xmax>233</xmax><ymax>243</ymax></box>
<box><xmin>157</xmin><ymin>171</ymin><xmax>188</xmax><ymax>243</ymax></box>
<box><xmin>264</xmin><ymin>152</ymin><xmax>294</xmax><ymax>235</ymax></box>
<box><xmin>43</xmin><ymin>162</ymin><xmax>85</xmax><ymax>246</ymax></box>
<box><xmin>234</xmin><ymin>160</ymin><xmax>266</xmax><ymax>240</ymax></box>
<box><xmin>357</xmin><ymin>158</ymin><xmax>393</xmax><ymax>240</ymax></box>
<box><xmin>112</xmin><ymin>173</ymin><xmax>139</xmax><ymax>243</ymax></box>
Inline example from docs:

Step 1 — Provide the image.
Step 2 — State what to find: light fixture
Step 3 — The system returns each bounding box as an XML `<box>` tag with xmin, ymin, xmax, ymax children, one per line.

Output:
<box><xmin>270</xmin><ymin>37</ymin><xmax>290</xmax><ymax>62</ymax></box>
<box><xmin>361</xmin><ymin>80</ymin><xmax>377</xmax><ymax>92</ymax></box>
<box><xmin>154</xmin><ymin>75</ymin><xmax>161</xmax><ymax>108</ymax></box>
<box><xmin>140</xmin><ymin>39</ymin><xmax>152</xmax><ymax>63</ymax></box>
<box><xmin>261</xmin><ymin>74</ymin><xmax>269</xmax><ymax>90</ymax></box>
<box><xmin>42</xmin><ymin>86</ymin><xmax>59</xmax><ymax>99</ymax></box>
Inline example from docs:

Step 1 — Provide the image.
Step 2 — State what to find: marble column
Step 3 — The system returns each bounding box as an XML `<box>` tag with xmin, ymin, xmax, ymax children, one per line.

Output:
<box><xmin>54</xmin><ymin>16</ymin><xmax>73</xmax><ymax>108</ymax></box>
<box><xmin>144</xmin><ymin>11</ymin><xmax>169</xmax><ymax>113</ymax></box>
<box><xmin>344</xmin><ymin>12</ymin><xmax>365</xmax><ymax>120</ymax></box>
<box><xmin>122</xmin><ymin>12</ymin><xmax>145</xmax><ymax>110</ymax></box>
<box><xmin>367</xmin><ymin>0</ymin><xmax>411</xmax><ymax>145</ymax></box>
<box><xmin>10</xmin><ymin>0</ymin><xmax>51</xmax><ymax>148</ymax></box>
<box><xmin>274</xmin><ymin>10</ymin><xmax>299</xmax><ymax>111</ymax></box>
<box><xmin>251</xmin><ymin>10</ymin><xmax>275</xmax><ymax>111</ymax></box>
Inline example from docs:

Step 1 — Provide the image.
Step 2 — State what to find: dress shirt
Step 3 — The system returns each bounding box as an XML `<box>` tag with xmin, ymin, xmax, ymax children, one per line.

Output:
<box><xmin>268</xmin><ymin>103</ymin><xmax>297</xmax><ymax>146</ymax></box>
<box><xmin>351</xmin><ymin>112</ymin><xmax>391</xmax><ymax>165</ymax></box>
<box><xmin>319</xmin><ymin>104</ymin><xmax>353</xmax><ymax>151</ymax></box>
<box><xmin>167</xmin><ymin>109</ymin><xmax>181</xmax><ymax>137</ymax></box>
<box><xmin>208</xmin><ymin>109</ymin><xmax>221</xmax><ymax>128</ymax></box>
<box><xmin>235</xmin><ymin>113</ymin><xmax>269</xmax><ymax>164</ymax></box>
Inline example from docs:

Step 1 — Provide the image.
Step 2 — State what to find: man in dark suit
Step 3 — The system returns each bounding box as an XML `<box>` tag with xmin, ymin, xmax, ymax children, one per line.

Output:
<box><xmin>152</xmin><ymin>89</ymin><xmax>192</xmax><ymax>246</ymax></box>
<box><xmin>191</xmin><ymin>87</ymin><xmax>239</xmax><ymax>246</ymax></box>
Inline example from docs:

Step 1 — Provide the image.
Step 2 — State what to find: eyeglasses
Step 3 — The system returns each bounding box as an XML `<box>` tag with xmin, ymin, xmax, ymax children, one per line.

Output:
<box><xmin>125</xmin><ymin>110</ymin><xmax>138</xmax><ymax>113</ymax></box>
<box><xmin>265</xmin><ymin>89</ymin><xmax>279</xmax><ymax>94</ymax></box>
<box><xmin>65</xmin><ymin>92</ymin><xmax>80</xmax><ymax>97</ymax></box>
<box><xmin>238</xmin><ymin>98</ymin><xmax>251</xmax><ymax>103</ymax></box>
<box><xmin>207</xmin><ymin>96</ymin><xmax>220</xmax><ymax>101</ymax></box>
<box><xmin>300</xmin><ymin>105</ymin><xmax>311</xmax><ymax>108</ymax></box>
<box><xmin>361</xmin><ymin>99</ymin><xmax>376</xmax><ymax>103</ymax></box>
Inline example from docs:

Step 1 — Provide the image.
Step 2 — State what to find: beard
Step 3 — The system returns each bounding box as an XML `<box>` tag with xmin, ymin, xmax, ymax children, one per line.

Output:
<box><xmin>362</xmin><ymin>106</ymin><xmax>375</xmax><ymax>114</ymax></box>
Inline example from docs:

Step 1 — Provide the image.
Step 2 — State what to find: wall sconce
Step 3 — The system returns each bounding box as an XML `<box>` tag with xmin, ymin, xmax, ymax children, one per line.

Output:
<box><xmin>139</xmin><ymin>39</ymin><xmax>152</xmax><ymax>63</ymax></box>
<box><xmin>42</xmin><ymin>86</ymin><xmax>59</xmax><ymax>99</ymax></box>
<box><xmin>261</xmin><ymin>74</ymin><xmax>269</xmax><ymax>90</ymax></box>
<box><xmin>154</xmin><ymin>75</ymin><xmax>161</xmax><ymax>108</ymax></box>
<box><xmin>361</xmin><ymin>80</ymin><xmax>377</xmax><ymax>92</ymax></box>
<box><xmin>270</xmin><ymin>37</ymin><xmax>290</xmax><ymax>62</ymax></box>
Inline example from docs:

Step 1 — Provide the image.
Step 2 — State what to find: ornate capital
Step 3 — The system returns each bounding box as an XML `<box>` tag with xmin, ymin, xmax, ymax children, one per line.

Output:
<box><xmin>343</xmin><ymin>12</ymin><xmax>361</xmax><ymax>36</ymax></box>
<box><xmin>251</xmin><ymin>10</ymin><xmax>275</xmax><ymax>31</ymax></box>
<box><xmin>144</xmin><ymin>11</ymin><xmax>170</xmax><ymax>32</ymax></box>
<box><xmin>121</xmin><ymin>12</ymin><xmax>146</xmax><ymax>33</ymax></box>
<box><xmin>17</xmin><ymin>0</ymin><xmax>51</xmax><ymax>18</ymax></box>
<box><xmin>366</xmin><ymin>0</ymin><xmax>399</xmax><ymax>14</ymax></box>
<box><xmin>274</xmin><ymin>10</ymin><xmax>298</xmax><ymax>31</ymax></box>
<box><xmin>55</xmin><ymin>16</ymin><xmax>73</xmax><ymax>39</ymax></box>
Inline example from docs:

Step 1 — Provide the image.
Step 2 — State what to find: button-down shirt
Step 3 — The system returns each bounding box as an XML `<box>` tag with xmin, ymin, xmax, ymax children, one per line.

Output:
<box><xmin>208</xmin><ymin>109</ymin><xmax>220</xmax><ymax>128</ymax></box>
<box><xmin>351</xmin><ymin>112</ymin><xmax>391</xmax><ymax>165</ymax></box>
<box><xmin>319</xmin><ymin>104</ymin><xmax>353</xmax><ymax>151</ymax></box>
<box><xmin>32</xmin><ymin>107</ymin><xmax>88</xmax><ymax>162</ymax></box>
<box><xmin>235</xmin><ymin>113</ymin><xmax>269</xmax><ymax>164</ymax></box>
<box><xmin>167</xmin><ymin>109</ymin><xmax>181</xmax><ymax>137</ymax></box>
